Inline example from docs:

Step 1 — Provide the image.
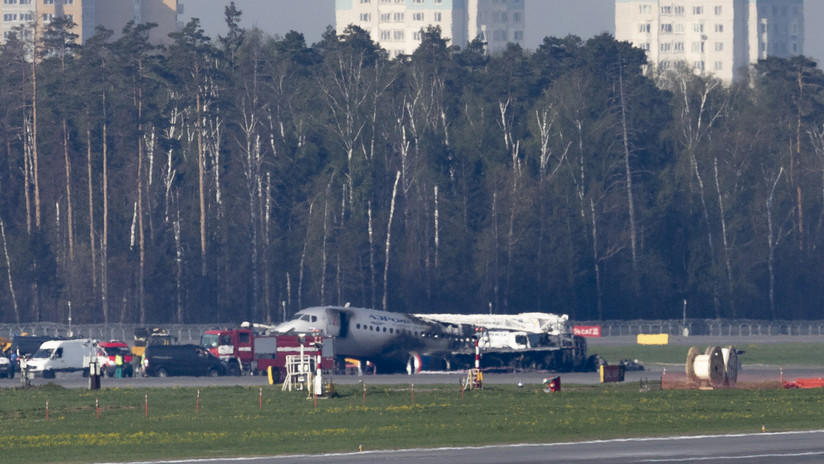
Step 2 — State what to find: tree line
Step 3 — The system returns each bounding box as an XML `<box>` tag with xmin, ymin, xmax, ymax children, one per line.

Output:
<box><xmin>1</xmin><ymin>5</ymin><xmax>823</xmax><ymax>325</ymax></box>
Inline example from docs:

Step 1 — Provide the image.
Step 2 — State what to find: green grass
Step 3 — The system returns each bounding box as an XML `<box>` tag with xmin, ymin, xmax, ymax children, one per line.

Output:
<box><xmin>591</xmin><ymin>343</ymin><xmax>824</xmax><ymax>366</ymax></box>
<box><xmin>2</xmin><ymin>382</ymin><xmax>824</xmax><ymax>463</ymax></box>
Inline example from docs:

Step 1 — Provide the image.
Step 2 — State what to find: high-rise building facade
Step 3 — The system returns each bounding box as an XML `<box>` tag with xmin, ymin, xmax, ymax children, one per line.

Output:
<box><xmin>335</xmin><ymin>0</ymin><xmax>525</xmax><ymax>57</ymax></box>
<box><xmin>1</xmin><ymin>0</ymin><xmax>180</xmax><ymax>46</ymax></box>
<box><xmin>615</xmin><ymin>0</ymin><xmax>804</xmax><ymax>82</ymax></box>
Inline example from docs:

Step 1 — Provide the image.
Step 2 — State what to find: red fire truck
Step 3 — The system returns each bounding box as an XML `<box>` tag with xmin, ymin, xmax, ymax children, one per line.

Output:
<box><xmin>200</xmin><ymin>328</ymin><xmax>334</xmax><ymax>381</ymax></box>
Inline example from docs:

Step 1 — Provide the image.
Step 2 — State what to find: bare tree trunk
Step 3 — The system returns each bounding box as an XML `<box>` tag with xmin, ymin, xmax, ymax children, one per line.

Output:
<box><xmin>0</xmin><ymin>218</ymin><xmax>19</xmax><ymax>324</ymax></box>
<box><xmin>714</xmin><ymin>157</ymin><xmax>736</xmax><ymax>318</ymax></box>
<box><xmin>433</xmin><ymin>187</ymin><xmax>439</xmax><ymax>269</ymax></box>
<box><xmin>23</xmin><ymin>112</ymin><xmax>32</xmax><ymax>235</ymax></box>
<box><xmin>86</xmin><ymin>125</ymin><xmax>97</xmax><ymax>295</ymax></box>
<box><xmin>135</xmin><ymin>79</ymin><xmax>146</xmax><ymax>324</ymax></box>
<box><xmin>174</xmin><ymin>199</ymin><xmax>184</xmax><ymax>323</ymax></box>
<box><xmin>62</xmin><ymin>118</ymin><xmax>74</xmax><ymax>260</ymax></box>
<box><xmin>101</xmin><ymin>91</ymin><xmax>110</xmax><ymax>325</ymax></box>
<box><xmin>297</xmin><ymin>202</ymin><xmax>314</xmax><ymax>312</ymax></box>
<box><xmin>197</xmin><ymin>91</ymin><xmax>207</xmax><ymax>276</ymax></box>
<box><xmin>766</xmin><ymin>168</ymin><xmax>784</xmax><ymax>320</ymax></box>
<box><xmin>382</xmin><ymin>171</ymin><xmax>401</xmax><ymax>311</ymax></box>
<box><xmin>368</xmin><ymin>201</ymin><xmax>376</xmax><ymax>308</ymax></box>
<box><xmin>590</xmin><ymin>198</ymin><xmax>603</xmax><ymax>320</ymax></box>
<box><xmin>320</xmin><ymin>176</ymin><xmax>334</xmax><ymax>306</ymax></box>
<box><xmin>617</xmin><ymin>64</ymin><xmax>638</xmax><ymax>280</ymax></box>
<box><xmin>32</xmin><ymin>53</ymin><xmax>41</xmax><ymax>230</ymax></box>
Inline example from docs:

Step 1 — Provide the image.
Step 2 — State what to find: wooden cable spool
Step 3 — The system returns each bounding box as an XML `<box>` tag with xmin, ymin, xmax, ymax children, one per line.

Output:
<box><xmin>688</xmin><ymin>346</ymin><xmax>726</xmax><ymax>388</ymax></box>
<box><xmin>686</xmin><ymin>346</ymin><xmax>700</xmax><ymax>382</ymax></box>
<box><xmin>722</xmin><ymin>346</ymin><xmax>738</xmax><ymax>386</ymax></box>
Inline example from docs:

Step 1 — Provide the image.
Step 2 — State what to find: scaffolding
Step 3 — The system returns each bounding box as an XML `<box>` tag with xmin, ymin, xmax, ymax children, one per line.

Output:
<box><xmin>281</xmin><ymin>354</ymin><xmax>315</xmax><ymax>392</ymax></box>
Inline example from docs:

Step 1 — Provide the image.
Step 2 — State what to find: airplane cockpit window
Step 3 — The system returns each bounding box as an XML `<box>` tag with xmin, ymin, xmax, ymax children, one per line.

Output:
<box><xmin>300</xmin><ymin>314</ymin><xmax>311</xmax><ymax>322</ymax></box>
<box><xmin>311</xmin><ymin>316</ymin><xmax>317</xmax><ymax>322</ymax></box>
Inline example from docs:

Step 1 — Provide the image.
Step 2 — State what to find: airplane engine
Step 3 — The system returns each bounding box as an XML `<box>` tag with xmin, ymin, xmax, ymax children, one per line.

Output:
<box><xmin>406</xmin><ymin>352</ymin><xmax>448</xmax><ymax>374</ymax></box>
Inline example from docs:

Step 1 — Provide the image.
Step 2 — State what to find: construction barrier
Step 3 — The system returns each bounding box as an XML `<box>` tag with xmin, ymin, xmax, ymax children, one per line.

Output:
<box><xmin>637</xmin><ymin>333</ymin><xmax>669</xmax><ymax>345</ymax></box>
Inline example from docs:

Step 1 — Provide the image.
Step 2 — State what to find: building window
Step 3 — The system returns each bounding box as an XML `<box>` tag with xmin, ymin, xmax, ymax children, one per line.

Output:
<box><xmin>714</xmin><ymin>24</ymin><xmax>724</xmax><ymax>33</ymax></box>
<box><xmin>639</xmin><ymin>4</ymin><xmax>651</xmax><ymax>14</ymax></box>
<box><xmin>675</xmin><ymin>24</ymin><xmax>684</xmax><ymax>33</ymax></box>
<box><xmin>393</xmin><ymin>30</ymin><xmax>404</xmax><ymax>40</ymax></box>
<box><xmin>694</xmin><ymin>60</ymin><xmax>705</xmax><ymax>70</ymax></box>
<box><xmin>3</xmin><ymin>0</ymin><xmax>17</xmax><ymax>4</ymax></box>
<box><xmin>413</xmin><ymin>31</ymin><xmax>421</xmax><ymax>40</ymax></box>
<box><xmin>660</xmin><ymin>43</ymin><xmax>672</xmax><ymax>52</ymax></box>
<box><xmin>693</xmin><ymin>6</ymin><xmax>703</xmax><ymax>15</ymax></box>
<box><xmin>661</xmin><ymin>24</ymin><xmax>672</xmax><ymax>33</ymax></box>
<box><xmin>674</xmin><ymin>42</ymin><xmax>684</xmax><ymax>52</ymax></box>
<box><xmin>360</xmin><ymin>13</ymin><xmax>371</xmax><ymax>22</ymax></box>
<box><xmin>380</xmin><ymin>13</ymin><xmax>390</xmax><ymax>21</ymax></box>
<box><xmin>3</xmin><ymin>14</ymin><xmax>16</xmax><ymax>21</ymax></box>
<box><xmin>674</xmin><ymin>6</ymin><xmax>684</xmax><ymax>16</ymax></box>
<box><xmin>714</xmin><ymin>42</ymin><xmax>723</xmax><ymax>52</ymax></box>
<box><xmin>693</xmin><ymin>24</ymin><xmax>704</xmax><ymax>33</ymax></box>
<box><xmin>640</xmin><ymin>42</ymin><xmax>650</xmax><ymax>51</ymax></box>
<box><xmin>360</xmin><ymin>0</ymin><xmax>370</xmax><ymax>3</ymax></box>
<box><xmin>691</xmin><ymin>41</ymin><xmax>704</xmax><ymax>53</ymax></box>
<box><xmin>513</xmin><ymin>12</ymin><xmax>521</xmax><ymax>22</ymax></box>
<box><xmin>714</xmin><ymin>61</ymin><xmax>723</xmax><ymax>70</ymax></box>
<box><xmin>661</xmin><ymin>6</ymin><xmax>672</xmax><ymax>15</ymax></box>
<box><xmin>413</xmin><ymin>13</ymin><xmax>423</xmax><ymax>21</ymax></box>
<box><xmin>639</xmin><ymin>23</ymin><xmax>650</xmax><ymax>33</ymax></box>
<box><xmin>714</xmin><ymin>6</ymin><xmax>722</xmax><ymax>15</ymax></box>
<box><xmin>380</xmin><ymin>30</ymin><xmax>390</xmax><ymax>40</ymax></box>
<box><xmin>434</xmin><ymin>12</ymin><xmax>441</xmax><ymax>21</ymax></box>
<box><xmin>44</xmin><ymin>0</ymin><xmax>54</xmax><ymax>4</ymax></box>
<box><xmin>514</xmin><ymin>30</ymin><xmax>523</xmax><ymax>41</ymax></box>
<box><xmin>393</xmin><ymin>12</ymin><xmax>404</xmax><ymax>21</ymax></box>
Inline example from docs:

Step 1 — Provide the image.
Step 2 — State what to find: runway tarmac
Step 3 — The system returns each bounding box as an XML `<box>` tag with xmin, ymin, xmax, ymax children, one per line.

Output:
<box><xmin>99</xmin><ymin>430</ymin><xmax>824</xmax><ymax>464</ymax></box>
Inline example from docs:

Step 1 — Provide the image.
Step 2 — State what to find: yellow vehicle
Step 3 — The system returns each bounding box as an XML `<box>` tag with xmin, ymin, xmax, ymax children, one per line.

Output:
<box><xmin>131</xmin><ymin>328</ymin><xmax>177</xmax><ymax>359</ymax></box>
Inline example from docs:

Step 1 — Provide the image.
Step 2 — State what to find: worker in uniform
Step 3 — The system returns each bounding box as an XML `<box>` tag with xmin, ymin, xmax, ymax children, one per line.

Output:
<box><xmin>115</xmin><ymin>352</ymin><xmax>124</xmax><ymax>378</ymax></box>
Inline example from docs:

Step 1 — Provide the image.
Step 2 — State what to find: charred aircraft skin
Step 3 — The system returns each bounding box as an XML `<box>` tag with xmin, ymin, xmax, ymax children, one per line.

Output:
<box><xmin>271</xmin><ymin>305</ymin><xmax>591</xmax><ymax>374</ymax></box>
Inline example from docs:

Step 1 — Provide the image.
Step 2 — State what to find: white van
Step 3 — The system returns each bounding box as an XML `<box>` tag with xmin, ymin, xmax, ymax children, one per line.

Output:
<box><xmin>25</xmin><ymin>339</ymin><xmax>97</xmax><ymax>378</ymax></box>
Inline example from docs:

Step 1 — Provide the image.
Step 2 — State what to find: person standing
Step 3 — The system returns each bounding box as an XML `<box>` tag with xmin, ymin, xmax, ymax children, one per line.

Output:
<box><xmin>115</xmin><ymin>352</ymin><xmax>124</xmax><ymax>378</ymax></box>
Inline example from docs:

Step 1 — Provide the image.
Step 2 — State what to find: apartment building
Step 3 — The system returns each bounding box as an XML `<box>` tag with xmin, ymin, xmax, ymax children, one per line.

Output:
<box><xmin>1</xmin><ymin>0</ymin><xmax>180</xmax><ymax>46</ymax></box>
<box><xmin>336</xmin><ymin>0</ymin><xmax>525</xmax><ymax>57</ymax></box>
<box><xmin>615</xmin><ymin>0</ymin><xmax>804</xmax><ymax>82</ymax></box>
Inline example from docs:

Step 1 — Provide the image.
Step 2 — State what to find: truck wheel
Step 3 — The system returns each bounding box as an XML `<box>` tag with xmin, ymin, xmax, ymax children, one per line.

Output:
<box><xmin>229</xmin><ymin>364</ymin><xmax>241</xmax><ymax>376</ymax></box>
<box><xmin>156</xmin><ymin>367</ymin><xmax>169</xmax><ymax>378</ymax></box>
<box><xmin>209</xmin><ymin>368</ymin><xmax>221</xmax><ymax>377</ymax></box>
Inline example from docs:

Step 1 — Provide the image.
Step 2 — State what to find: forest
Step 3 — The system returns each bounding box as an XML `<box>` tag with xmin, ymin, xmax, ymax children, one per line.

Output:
<box><xmin>1</xmin><ymin>5</ymin><xmax>823</xmax><ymax>325</ymax></box>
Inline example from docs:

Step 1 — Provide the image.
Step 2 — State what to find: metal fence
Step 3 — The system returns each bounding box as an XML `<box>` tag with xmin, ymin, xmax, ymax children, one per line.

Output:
<box><xmin>2</xmin><ymin>319</ymin><xmax>823</xmax><ymax>342</ymax></box>
<box><xmin>0</xmin><ymin>323</ymin><xmax>218</xmax><ymax>345</ymax></box>
<box><xmin>577</xmin><ymin>319</ymin><xmax>824</xmax><ymax>337</ymax></box>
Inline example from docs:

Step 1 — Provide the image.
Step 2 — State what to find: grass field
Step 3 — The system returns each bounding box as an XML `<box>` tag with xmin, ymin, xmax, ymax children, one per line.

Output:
<box><xmin>591</xmin><ymin>343</ymin><xmax>824</xmax><ymax>366</ymax></box>
<box><xmin>3</xmin><ymin>379</ymin><xmax>824</xmax><ymax>464</ymax></box>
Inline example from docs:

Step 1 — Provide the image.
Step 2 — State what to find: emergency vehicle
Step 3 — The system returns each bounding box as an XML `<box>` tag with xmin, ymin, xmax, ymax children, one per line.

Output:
<box><xmin>200</xmin><ymin>328</ymin><xmax>334</xmax><ymax>382</ymax></box>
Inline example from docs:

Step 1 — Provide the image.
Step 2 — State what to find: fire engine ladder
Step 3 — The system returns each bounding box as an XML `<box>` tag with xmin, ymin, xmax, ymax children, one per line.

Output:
<box><xmin>281</xmin><ymin>354</ymin><xmax>315</xmax><ymax>392</ymax></box>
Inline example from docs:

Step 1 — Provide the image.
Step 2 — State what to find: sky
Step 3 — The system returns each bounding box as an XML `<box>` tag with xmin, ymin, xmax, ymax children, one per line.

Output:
<box><xmin>181</xmin><ymin>0</ymin><xmax>824</xmax><ymax>65</ymax></box>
